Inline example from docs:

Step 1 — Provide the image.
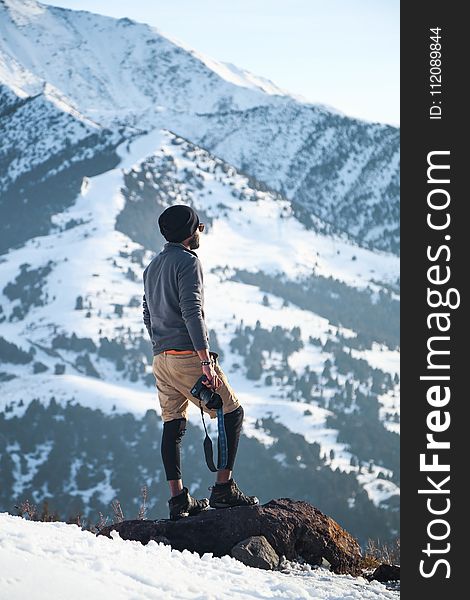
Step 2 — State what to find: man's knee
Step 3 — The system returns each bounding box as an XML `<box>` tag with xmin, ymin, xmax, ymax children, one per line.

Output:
<box><xmin>162</xmin><ymin>417</ymin><xmax>187</xmax><ymax>444</ymax></box>
<box><xmin>224</xmin><ymin>405</ymin><xmax>244</xmax><ymax>432</ymax></box>
<box><xmin>161</xmin><ymin>417</ymin><xmax>187</xmax><ymax>481</ymax></box>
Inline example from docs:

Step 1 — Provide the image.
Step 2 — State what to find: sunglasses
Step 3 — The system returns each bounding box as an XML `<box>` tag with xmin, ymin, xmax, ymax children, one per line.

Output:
<box><xmin>198</xmin><ymin>223</ymin><xmax>205</xmax><ymax>232</ymax></box>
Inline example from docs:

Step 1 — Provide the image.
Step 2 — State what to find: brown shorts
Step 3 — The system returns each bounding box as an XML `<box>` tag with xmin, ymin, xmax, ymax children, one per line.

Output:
<box><xmin>152</xmin><ymin>351</ymin><xmax>241</xmax><ymax>422</ymax></box>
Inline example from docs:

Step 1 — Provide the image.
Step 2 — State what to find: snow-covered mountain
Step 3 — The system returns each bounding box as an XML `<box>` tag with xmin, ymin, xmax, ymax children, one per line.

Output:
<box><xmin>0</xmin><ymin>0</ymin><xmax>400</xmax><ymax>545</ymax></box>
<box><xmin>0</xmin><ymin>0</ymin><xmax>399</xmax><ymax>253</ymax></box>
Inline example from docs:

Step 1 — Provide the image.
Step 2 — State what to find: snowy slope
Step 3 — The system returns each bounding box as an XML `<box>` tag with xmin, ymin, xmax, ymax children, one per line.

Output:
<box><xmin>0</xmin><ymin>130</ymin><xmax>400</xmax><ymax>511</ymax></box>
<box><xmin>0</xmin><ymin>0</ymin><xmax>278</xmax><ymax>121</ymax></box>
<box><xmin>0</xmin><ymin>513</ymin><xmax>399</xmax><ymax>600</ymax></box>
<box><xmin>0</xmin><ymin>0</ymin><xmax>399</xmax><ymax>253</ymax></box>
<box><xmin>0</xmin><ymin>82</ymin><xmax>118</xmax><ymax>190</ymax></box>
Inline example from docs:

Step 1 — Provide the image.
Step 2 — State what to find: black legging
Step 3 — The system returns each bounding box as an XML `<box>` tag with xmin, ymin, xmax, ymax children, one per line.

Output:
<box><xmin>161</xmin><ymin>405</ymin><xmax>244</xmax><ymax>481</ymax></box>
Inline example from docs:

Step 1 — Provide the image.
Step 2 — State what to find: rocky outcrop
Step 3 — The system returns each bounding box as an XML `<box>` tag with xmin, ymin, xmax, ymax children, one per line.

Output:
<box><xmin>98</xmin><ymin>498</ymin><xmax>362</xmax><ymax>575</ymax></box>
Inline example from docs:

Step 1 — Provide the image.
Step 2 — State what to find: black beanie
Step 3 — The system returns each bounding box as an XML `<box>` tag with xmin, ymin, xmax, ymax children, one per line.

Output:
<box><xmin>158</xmin><ymin>205</ymin><xmax>200</xmax><ymax>243</ymax></box>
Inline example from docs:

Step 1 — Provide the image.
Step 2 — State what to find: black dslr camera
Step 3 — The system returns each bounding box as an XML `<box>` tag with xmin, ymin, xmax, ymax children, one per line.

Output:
<box><xmin>190</xmin><ymin>375</ymin><xmax>223</xmax><ymax>410</ymax></box>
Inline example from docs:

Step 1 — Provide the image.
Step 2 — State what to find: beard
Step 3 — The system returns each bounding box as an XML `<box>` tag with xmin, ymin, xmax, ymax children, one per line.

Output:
<box><xmin>188</xmin><ymin>230</ymin><xmax>200</xmax><ymax>249</ymax></box>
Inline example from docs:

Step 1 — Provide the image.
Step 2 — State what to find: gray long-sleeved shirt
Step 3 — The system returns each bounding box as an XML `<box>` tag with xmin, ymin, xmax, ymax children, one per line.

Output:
<box><xmin>142</xmin><ymin>242</ymin><xmax>209</xmax><ymax>355</ymax></box>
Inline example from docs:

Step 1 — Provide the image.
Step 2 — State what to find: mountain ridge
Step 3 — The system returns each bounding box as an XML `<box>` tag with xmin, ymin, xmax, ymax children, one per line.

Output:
<box><xmin>0</xmin><ymin>0</ymin><xmax>399</xmax><ymax>253</ymax></box>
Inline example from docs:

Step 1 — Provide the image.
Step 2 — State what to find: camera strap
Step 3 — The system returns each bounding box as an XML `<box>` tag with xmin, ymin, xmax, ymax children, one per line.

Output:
<box><xmin>199</xmin><ymin>403</ymin><xmax>228</xmax><ymax>472</ymax></box>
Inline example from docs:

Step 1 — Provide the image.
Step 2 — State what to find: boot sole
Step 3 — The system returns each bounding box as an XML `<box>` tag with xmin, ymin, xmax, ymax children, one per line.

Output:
<box><xmin>170</xmin><ymin>505</ymin><xmax>210</xmax><ymax>520</ymax></box>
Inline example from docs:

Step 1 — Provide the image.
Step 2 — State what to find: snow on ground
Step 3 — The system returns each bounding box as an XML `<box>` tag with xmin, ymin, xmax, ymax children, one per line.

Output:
<box><xmin>9</xmin><ymin>440</ymin><xmax>53</xmax><ymax>498</ymax></box>
<box><xmin>359</xmin><ymin>478</ymin><xmax>399</xmax><ymax>507</ymax></box>
<box><xmin>0</xmin><ymin>513</ymin><xmax>399</xmax><ymax>600</ymax></box>
<box><xmin>377</xmin><ymin>387</ymin><xmax>400</xmax><ymax>435</ymax></box>
<box><xmin>204</xmin><ymin>275</ymin><xmax>355</xmax><ymax>360</ymax></box>
<box><xmin>288</xmin><ymin>345</ymin><xmax>326</xmax><ymax>373</ymax></box>
<box><xmin>351</xmin><ymin>345</ymin><xmax>400</xmax><ymax>377</ymax></box>
<box><xmin>0</xmin><ymin>373</ymin><xmax>156</xmax><ymax>419</ymax></box>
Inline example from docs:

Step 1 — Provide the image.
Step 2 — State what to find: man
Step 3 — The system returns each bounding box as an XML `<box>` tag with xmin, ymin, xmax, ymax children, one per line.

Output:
<box><xmin>142</xmin><ymin>204</ymin><xmax>258</xmax><ymax>520</ymax></box>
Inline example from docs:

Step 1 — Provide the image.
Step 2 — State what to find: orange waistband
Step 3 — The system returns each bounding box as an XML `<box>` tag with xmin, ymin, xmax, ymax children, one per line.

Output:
<box><xmin>162</xmin><ymin>349</ymin><xmax>196</xmax><ymax>355</ymax></box>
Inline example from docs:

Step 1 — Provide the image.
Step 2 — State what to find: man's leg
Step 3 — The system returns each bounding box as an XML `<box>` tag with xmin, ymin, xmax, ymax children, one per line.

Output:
<box><xmin>161</xmin><ymin>417</ymin><xmax>187</xmax><ymax>497</ymax></box>
<box><xmin>210</xmin><ymin>402</ymin><xmax>258</xmax><ymax>507</ymax></box>
<box><xmin>216</xmin><ymin>405</ymin><xmax>244</xmax><ymax>483</ymax></box>
<box><xmin>163</xmin><ymin>353</ymin><xmax>244</xmax><ymax>482</ymax></box>
<box><xmin>160</xmin><ymin>353</ymin><xmax>257</xmax><ymax>508</ymax></box>
<box><xmin>152</xmin><ymin>354</ymin><xmax>190</xmax><ymax>498</ymax></box>
<box><xmin>206</xmin><ymin>361</ymin><xmax>257</xmax><ymax>507</ymax></box>
<box><xmin>162</xmin><ymin>415</ymin><xmax>210</xmax><ymax>519</ymax></box>
<box><xmin>153</xmin><ymin>354</ymin><xmax>210</xmax><ymax>519</ymax></box>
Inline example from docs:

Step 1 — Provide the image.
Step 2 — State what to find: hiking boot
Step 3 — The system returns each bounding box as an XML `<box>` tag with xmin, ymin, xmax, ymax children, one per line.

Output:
<box><xmin>208</xmin><ymin>478</ymin><xmax>259</xmax><ymax>509</ymax></box>
<box><xmin>168</xmin><ymin>487</ymin><xmax>210</xmax><ymax>520</ymax></box>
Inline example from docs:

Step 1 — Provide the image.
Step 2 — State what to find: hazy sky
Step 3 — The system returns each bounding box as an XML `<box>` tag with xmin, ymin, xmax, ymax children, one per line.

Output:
<box><xmin>44</xmin><ymin>0</ymin><xmax>399</xmax><ymax>125</ymax></box>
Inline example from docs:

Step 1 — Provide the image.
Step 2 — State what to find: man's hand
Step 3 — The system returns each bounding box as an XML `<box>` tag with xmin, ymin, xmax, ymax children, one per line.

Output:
<box><xmin>201</xmin><ymin>363</ymin><xmax>222</xmax><ymax>390</ymax></box>
<box><xmin>196</xmin><ymin>349</ymin><xmax>222</xmax><ymax>390</ymax></box>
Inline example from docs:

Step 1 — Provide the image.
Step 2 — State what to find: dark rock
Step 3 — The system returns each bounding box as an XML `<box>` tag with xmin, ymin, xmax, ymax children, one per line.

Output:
<box><xmin>98</xmin><ymin>498</ymin><xmax>362</xmax><ymax>575</ymax></box>
<box><xmin>371</xmin><ymin>563</ymin><xmax>400</xmax><ymax>582</ymax></box>
<box><xmin>231</xmin><ymin>535</ymin><xmax>279</xmax><ymax>570</ymax></box>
